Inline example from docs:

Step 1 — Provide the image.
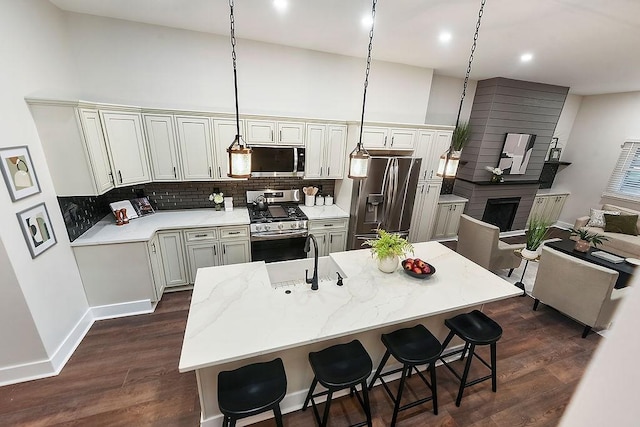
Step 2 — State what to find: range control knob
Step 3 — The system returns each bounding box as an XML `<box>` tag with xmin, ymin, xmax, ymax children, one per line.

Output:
<box><xmin>264</xmin><ymin>225</ymin><xmax>271</xmax><ymax>231</ymax></box>
<box><xmin>255</xmin><ymin>225</ymin><xmax>263</xmax><ymax>232</ymax></box>
<box><xmin>278</xmin><ymin>223</ymin><xmax>284</xmax><ymax>230</ymax></box>
<box><xmin>291</xmin><ymin>223</ymin><xmax>298</xmax><ymax>229</ymax></box>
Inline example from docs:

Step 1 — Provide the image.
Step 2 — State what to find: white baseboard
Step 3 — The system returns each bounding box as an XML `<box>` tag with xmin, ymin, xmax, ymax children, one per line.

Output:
<box><xmin>91</xmin><ymin>299</ymin><xmax>153</xmax><ymax>320</ymax></box>
<box><xmin>0</xmin><ymin>300</ymin><xmax>154</xmax><ymax>387</ymax></box>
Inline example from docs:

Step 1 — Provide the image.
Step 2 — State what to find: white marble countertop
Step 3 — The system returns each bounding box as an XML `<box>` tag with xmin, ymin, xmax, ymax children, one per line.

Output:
<box><xmin>438</xmin><ymin>194</ymin><xmax>469</xmax><ymax>204</ymax></box>
<box><xmin>536</xmin><ymin>189</ymin><xmax>571</xmax><ymax>196</ymax></box>
<box><xmin>179</xmin><ymin>241</ymin><xmax>520</xmax><ymax>372</ymax></box>
<box><xmin>299</xmin><ymin>204</ymin><xmax>349</xmax><ymax>220</ymax></box>
<box><xmin>71</xmin><ymin>208</ymin><xmax>250</xmax><ymax>247</ymax></box>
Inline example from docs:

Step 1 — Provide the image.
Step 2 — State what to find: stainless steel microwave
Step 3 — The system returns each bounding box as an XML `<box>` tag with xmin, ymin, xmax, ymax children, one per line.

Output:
<box><xmin>250</xmin><ymin>147</ymin><xmax>305</xmax><ymax>177</ymax></box>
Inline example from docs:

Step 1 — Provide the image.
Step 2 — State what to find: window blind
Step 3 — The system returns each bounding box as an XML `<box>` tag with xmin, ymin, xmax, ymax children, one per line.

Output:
<box><xmin>603</xmin><ymin>140</ymin><xmax>640</xmax><ymax>202</ymax></box>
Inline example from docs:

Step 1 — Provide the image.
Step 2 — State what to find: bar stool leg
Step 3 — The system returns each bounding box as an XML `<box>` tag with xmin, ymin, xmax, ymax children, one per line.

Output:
<box><xmin>430</xmin><ymin>362</ymin><xmax>438</xmax><ymax>415</ymax></box>
<box><xmin>441</xmin><ymin>330</ymin><xmax>455</xmax><ymax>351</ymax></box>
<box><xmin>321</xmin><ymin>390</ymin><xmax>333</xmax><ymax>427</ymax></box>
<box><xmin>390</xmin><ymin>364</ymin><xmax>410</xmax><ymax>427</ymax></box>
<box><xmin>456</xmin><ymin>343</ymin><xmax>476</xmax><ymax>407</ymax></box>
<box><xmin>460</xmin><ymin>341</ymin><xmax>470</xmax><ymax>360</ymax></box>
<box><xmin>302</xmin><ymin>377</ymin><xmax>318</xmax><ymax>410</ymax></box>
<box><xmin>368</xmin><ymin>350</ymin><xmax>391</xmax><ymax>390</ymax></box>
<box><xmin>273</xmin><ymin>405</ymin><xmax>284</xmax><ymax>427</ymax></box>
<box><xmin>361</xmin><ymin>380</ymin><xmax>373</xmax><ymax>427</ymax></box>
<box><xmin>490</xmin><ymin>342</ymin><xmax>498</xmax><ymax>392</ymax></box>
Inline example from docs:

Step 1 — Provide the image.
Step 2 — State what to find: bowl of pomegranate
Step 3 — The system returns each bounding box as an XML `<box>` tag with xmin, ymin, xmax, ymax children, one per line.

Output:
<box><xmin>401</xmin><ymin>258</ymin><xmax>435</xmax><ymax>279</ymax></box>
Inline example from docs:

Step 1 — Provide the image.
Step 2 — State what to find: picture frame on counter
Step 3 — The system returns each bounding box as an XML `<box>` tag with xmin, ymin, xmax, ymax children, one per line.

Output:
<box><xmin>0</xmin><ymin>145</ymin><xmax>41</xmax><ymax>202</ymax></box>
<box><xmin>16</xmin><ymin>202</ymin><xmax>57</xmax><ymax>259</ymax></box>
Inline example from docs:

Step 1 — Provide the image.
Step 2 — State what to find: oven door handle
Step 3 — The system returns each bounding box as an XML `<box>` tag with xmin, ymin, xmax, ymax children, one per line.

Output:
<box><xmin>251</xmin><ymin>230</ymin><xmax>309</xmax><ymax>241</ymax></box>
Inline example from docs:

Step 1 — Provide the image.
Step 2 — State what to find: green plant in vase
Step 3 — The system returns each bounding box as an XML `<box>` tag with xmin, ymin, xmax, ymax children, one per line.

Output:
<box><xmin>568</xmin><ymin>227</ymin><xmax>608</xmax><ymax>253</ymax></box>
<box><xmin>522</xmin><ymin>216</ymin><xmax>553</xmax><ymax>259</ymax></box>
<box><xmin>363</xmin><ymin>229</ymin><xmax>414</xmax><ymax>273</ymax></box>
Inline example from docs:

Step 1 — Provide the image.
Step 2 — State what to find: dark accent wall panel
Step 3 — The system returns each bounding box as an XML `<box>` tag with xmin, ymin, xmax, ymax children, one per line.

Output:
<box><xmin>457</xmin><ymin>77</ymin><xmax>569</xmax><ymax>183</ymax></box>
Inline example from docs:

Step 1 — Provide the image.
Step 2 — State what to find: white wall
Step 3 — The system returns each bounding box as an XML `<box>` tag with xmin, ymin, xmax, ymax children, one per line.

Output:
<box><xmin>554</xmin><ymin>91</ymin><xmax>640</xmax><ymax>224</ymax></box>
<box><xmin>425</xmin><ymin>74</ymin><xmax>476</xmax><ymax>125</ymax></box>
<box><xmin>549</xmin><ymin>93</ymin><xmax>582</xmax><ymax>158</ymax></box>
<box><xmin>64</xmin><ymin>13</ymin><xmax>434</xmax><ymax>124</ymax></box>
<box><xmin>0</xmin><ymin>0</ymin><xmax>89</xmax><ymax>379</ymax></box>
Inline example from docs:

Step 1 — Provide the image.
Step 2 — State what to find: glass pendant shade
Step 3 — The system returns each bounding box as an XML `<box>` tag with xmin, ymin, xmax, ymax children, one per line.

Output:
<box><xmin>227</xmin><ymin>136</ymin><xmax>252</xmax><ymax>178</ymax></box>
<box><xmin>348</xmin><ymin>145</ymin><xmax>370</xmax><ymax>179</ymax></box>
<box><xmin>436</xmin><ymin>151</ymin><xmax>460</xmax><ymax>178</ymax></box>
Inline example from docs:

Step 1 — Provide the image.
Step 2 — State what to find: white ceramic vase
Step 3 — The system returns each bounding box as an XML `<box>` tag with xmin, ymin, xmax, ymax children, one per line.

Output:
<box><xmin>377</xmin><ymin>256</ymin><xmax>399</xmax><ymax>273</ymax></box>
<box><xmin>521</xmin><ymin>248</ymin><xmax>538</xmax><ymax>260</ymax></box>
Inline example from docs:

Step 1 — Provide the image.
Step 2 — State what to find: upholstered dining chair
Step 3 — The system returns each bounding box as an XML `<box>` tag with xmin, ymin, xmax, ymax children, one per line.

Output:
<box><xmin>531</xmin><ymin>246</ymin><xmax>627</xmax><ymax>337</ymax></box>
<box><xmin>456</xmin><ymin>214</ymin><xmax>524</xmax><ymax>275</ymax></box>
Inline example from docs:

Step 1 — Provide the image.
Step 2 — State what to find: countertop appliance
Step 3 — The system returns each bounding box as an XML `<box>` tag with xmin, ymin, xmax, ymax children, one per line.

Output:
<box><xmin>347</xmin><ymin>156</ymin><xmax>421</xmax><ymax>250</ymax></box>
<box><xmin>250</xmin><ymin>147</ymin><xmax>305</xmax><ymax>177</ymax></box>
<box><xmin>247</xmin><ymin>189</ymin><xmax>309</xmax><ymax>263</ymax></box>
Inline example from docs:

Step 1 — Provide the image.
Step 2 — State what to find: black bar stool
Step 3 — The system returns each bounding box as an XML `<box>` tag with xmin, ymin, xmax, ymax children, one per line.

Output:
<box><xmin>217</xmin><ymin>358</ymin><xmax>287</xmax><ymax>427</ymax></box>
<box><xmin>368</xmin><ymin>324</ymin><xmax>442</xmax><ymax>427</ymax></box>
<box><xmin>302</xmin><ymin>340</ymin><xmax>373</xmax><ymax>427</ymax></box>
<box><xmin>439</xmin><ymin>310</ymin><xmax>503</xmax><ymax>407</ymax></box>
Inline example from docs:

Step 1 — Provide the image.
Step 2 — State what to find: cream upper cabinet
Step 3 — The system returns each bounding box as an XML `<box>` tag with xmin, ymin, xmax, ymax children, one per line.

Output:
<box><xmin>304</xmin><ymin>123</ymin><xmax>347</xmax><ymax>179</ymax></box>
<box><xmin>212</xmin><ymin>118</ymin><xmax>245</xmax><ymax>180</ymax></box>
<box><xmin>144</xmin><ymin>114</ymin><xmax>180</xmax><ymax>181</ymax></box>
<box><xmin>414</xmin><ymin>130</ymin><xmax>435</xmax><ymax>181</ymax></box>
<box><xmin>389</xmin><ymin>128</ymin><xmax>416</xmax><ymax>150</ymax></box>
<box><xmin>77</xmin><ymin>109</ymin><xmax>114</xmax><ymax>194</ymax></box>
<box><xmin>246</xmin><ymin>119</ymin><xmax>305</xmax><ymax>145</ymax></box>
<box><xmin>175</xmin><ymin>116</ymin><xmax>214</xmax><ymax>180</ymax></box>
<box><xmin>361</xmin><ymin>126</ymin><xmax>389</xmax><ymax>149</ymax></box>
<box><xmin>100</xmin><ymin>111</ymin><xmax>151</xmax><ymax>187</ymax></box>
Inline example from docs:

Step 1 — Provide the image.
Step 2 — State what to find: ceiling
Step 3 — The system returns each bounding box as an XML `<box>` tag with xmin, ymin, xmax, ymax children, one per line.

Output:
<box><xmin>49</xmin><ymin>0</ymin><xmax>640</xmax><ymax>95</ymax></box>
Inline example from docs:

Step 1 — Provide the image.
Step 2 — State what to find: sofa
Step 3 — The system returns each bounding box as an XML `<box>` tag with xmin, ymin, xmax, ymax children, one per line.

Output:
<box><xmin>573</xmin><ymin>203</ymin><xmax>640</xmax><ymax>258</ymax></box>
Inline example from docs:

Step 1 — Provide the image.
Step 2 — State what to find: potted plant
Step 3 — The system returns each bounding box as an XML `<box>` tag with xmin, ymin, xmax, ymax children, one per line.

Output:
<box><xmin>568</xmin><ymin>228</ymin><xmax>609</xmax><ymax>253</ymax></box>
<box><xmin>452</xmin><ymin>121</ymin><xmax>471</xmax><ymax>152</ymax></box>
<box><xmin>522</xmin><ymin>216</ymin><xmax>553</xmax><ymax>259</ymax></box>
<box><xmin>363</xmin><ymin>229</ymin><xmax>414</xmax><ymax>273</ymax></box>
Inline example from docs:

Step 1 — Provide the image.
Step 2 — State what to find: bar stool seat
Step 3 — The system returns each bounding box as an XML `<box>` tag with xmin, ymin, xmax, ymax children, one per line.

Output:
<box><xmin>303</xmin><ymin>340</ymin><xmax>373</xmax><ymax>427</ymax></box>
<box><xmin>439</xmin><ymin>310</ymin><xmax>502</xmax><ymax>407</ymax></box>
<box><xmin>368</xmin><ymin>324</ymin><xmax>442</xmax><ymax>426</ymax></box>
<box><xmin>218</xmin><ymin>358</ymin><xmax>287</xmax><ymax>427</ymax></box>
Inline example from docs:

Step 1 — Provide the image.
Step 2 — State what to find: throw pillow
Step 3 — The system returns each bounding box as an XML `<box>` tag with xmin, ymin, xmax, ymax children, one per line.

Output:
<box><xmin>587</xmin><ymin>208</ymin><xmax>620</xmax><ymax>228</ymax></box>
<box><xmin>604</xmin><ymin>213</ymin><xmax>639</xmax><ymax>235</ymax></box>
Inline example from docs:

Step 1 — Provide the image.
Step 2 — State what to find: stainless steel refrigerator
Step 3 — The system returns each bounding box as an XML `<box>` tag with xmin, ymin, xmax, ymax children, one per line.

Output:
<box><xmin>348</xmin><ymin>156</ymin><xmax>422</xmax><ymax>250</ymax></box>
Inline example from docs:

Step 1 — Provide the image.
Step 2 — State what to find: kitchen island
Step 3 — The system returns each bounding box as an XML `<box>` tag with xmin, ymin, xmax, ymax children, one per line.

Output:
<box><xmin>179</xmin><ymin>241</ymin><xmax>520</xmax><ymax>426</ymax></box>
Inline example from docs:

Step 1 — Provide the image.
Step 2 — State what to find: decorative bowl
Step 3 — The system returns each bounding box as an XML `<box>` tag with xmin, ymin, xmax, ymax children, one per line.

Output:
<box><xmin>401</xmin><ymin>259</ymin><xmax>436</xmax><ymax>279</ymax></box>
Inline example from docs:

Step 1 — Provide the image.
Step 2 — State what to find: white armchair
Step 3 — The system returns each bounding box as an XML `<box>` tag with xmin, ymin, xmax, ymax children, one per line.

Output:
<box><xmin>532</xmin><ymin>246</ymin><xmax>627</xmax><ymax>337</ymax></box>
<box><xmin>456</xmin><ymin>214</ymin><xmax>525</xmax><ymax>275</ymax></box>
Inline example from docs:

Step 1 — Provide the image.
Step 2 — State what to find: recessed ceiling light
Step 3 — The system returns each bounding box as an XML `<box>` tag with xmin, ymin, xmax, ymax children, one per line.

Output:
<box><xmin>520</xmin><ymin>53</ymin><xmax>533</xmax><ymax>62</ymax></box>
<box><xmin>273</xmin><ymin>0</ymin><xmax>287</xmax><ymax>12</ymax></box>
<box><xmin>439</xmin><ymin>31</ymin><xmax>452</xmax><ymax>43</ymax></box>
<box><xmin>361</xmin><ymin>14</ymin><xmax>374</xmax><ymax>29</ymax></box>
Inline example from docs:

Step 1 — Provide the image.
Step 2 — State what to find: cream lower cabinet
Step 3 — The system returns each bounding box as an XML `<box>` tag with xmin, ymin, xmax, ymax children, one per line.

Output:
<box><xmin>432</xmin><ymin>201</ymin><xmax>466</xmax><ymax>240</ymax></box>
<box><xmin>408</xmin><ymin>182</ymin><xmax>441</xmax><ymax>243</ymax></box>
<box><xmin>147</xmin><ymin>234</ymin><xmax>167</xmax><ymax>301</ymax></box>
<box><xmin>157</xmin><ymin>231</ymin><xmax>189</xmax><ymax>288</ymax></box>
<box><xmin>220</xmin><ymin>240</ymin><xmax>251</xmax><ymax>265</ymax></box>
<box><xmin>527</xmin><ymin>193</ymin><xmax>569</xmax><ymax>225</ymax></box>
<box><xmin>308</xmin><ymin>219</ymin><xmax>348</xmax><ymax>257</ymax></box>
<box><xmin>186</xmin><ymin>242</ymin><xmax>221</xmax><ymax>284</ymax></box>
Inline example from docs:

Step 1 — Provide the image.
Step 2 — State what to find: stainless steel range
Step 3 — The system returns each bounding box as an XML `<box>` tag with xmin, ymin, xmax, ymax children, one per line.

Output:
<box><xmin>247</xmin><ymin>189</ymin><xmax>309</xmax><ymax>263</ymax></box>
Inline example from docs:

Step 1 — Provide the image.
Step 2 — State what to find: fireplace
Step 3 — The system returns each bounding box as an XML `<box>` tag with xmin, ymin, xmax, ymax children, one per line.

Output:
<box><xmin>482</xmin><ymin>197</ymin><xmax>521</xmax><ymax>232</ymax></box>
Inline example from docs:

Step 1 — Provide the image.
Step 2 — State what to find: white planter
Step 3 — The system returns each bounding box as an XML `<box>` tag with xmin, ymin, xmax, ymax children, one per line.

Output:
<box><xmin>377</xmin><ymin>256</ymin><xmax>399</xmax><ymax>273</ymax></box>
<box><xmin>521</xmin><ymin>248</ymin><xmax>538</xmax><ymax>260</ymax></box>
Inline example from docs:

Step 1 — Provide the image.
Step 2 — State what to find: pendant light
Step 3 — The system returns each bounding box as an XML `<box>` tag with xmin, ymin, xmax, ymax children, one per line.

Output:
<box><xmin>348</xmin><ymin>0</ymin><xmax>378</xmax><ymax>179</ymax></box>
<box><xmin>226</xmin><ymin>0</ymin><xmax>252</xmax><ymax>178</ymax></box>
<box><xmin>437</xmin><ymin>0</ymin><xmax>487</xmax><ymax>178</ymax></box>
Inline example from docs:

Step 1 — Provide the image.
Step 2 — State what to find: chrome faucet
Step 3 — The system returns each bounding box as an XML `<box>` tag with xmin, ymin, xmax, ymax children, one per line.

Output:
<box><xmin>304</xmin><ymin>234</ymin><xmax>319</xmax><ymax>291</ymax></box>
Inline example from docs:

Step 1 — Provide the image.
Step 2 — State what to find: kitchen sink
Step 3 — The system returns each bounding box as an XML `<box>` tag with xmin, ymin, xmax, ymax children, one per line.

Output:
<box><xmin>266</xmin><ymin>256</ymin><xmax>347</xmax><ymax>289</ymax></box>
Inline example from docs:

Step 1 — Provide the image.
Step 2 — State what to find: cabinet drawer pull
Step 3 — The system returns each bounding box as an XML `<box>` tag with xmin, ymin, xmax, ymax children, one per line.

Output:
<box><xmin>109</xmin><ymin>171</ymin><xmax>114</xmax><ymax>184</ymax></box>
<box><xmin>218</xmin><ymin>166</ymin><xmax>222</xmax><ymax>177</ymax></box>
<box><xmin>118</xmin><ymin>170</ymin><xmax>123</xmax><ymax>183</ymax></box>
<box><xmin>327</xmin><ymin>167</ymin><xmax>330</xmax><ymax>176</ymax></box>
<box><xmin>320</xmin><ymin>166</ymin><xmax>323</xmax><ymax>176</ymax></box>
<box><xmin>209</xmin><ymin>167</ymin><xmax>212</xmax><ymax>177</ymax></box>
<box><xmin>384</xmin><ymin>136</ymin><xmax>388</xmax><ymax>146</ymax></box>
<box><xmin>151</xmin><ymin>243</ymin><xmax>156</xmax><ymax>253</ymax></box>
<box><xmin>173</xmin><ymin>166</ymin><xmax>177</xmax><ymax>178</ymax></box>
<box><xmin>194</xmin><ymin>234</ymin><xmax>208</xmax><ymax>238</ymax></box>
<box><xmin>223</xmin><ymin>245</ymin><xmax>226</xmax><ymax>255</ymax></box>
<box><xmin>391</xmin><ymin>136</ymin><xmax>394</xmax><ymax>146</ymax></box>
<box><xmin>324</xmin><ymin>224</ymin><xmax>334</xmax><ymax>227</ymax></box>
<box><xmin>227</xmin><ymin>231</ymin><xmax>241</xmax><ymax>235</ymax></box>
<box><xmin>279</xmin><ymin>130</ymin><xmax>282</xmax><ymax>141</ymax></box>
<box><xmin>214</xmin><ymin>246</ymin><xmax>217</xmax><ymax>256</ymax></box>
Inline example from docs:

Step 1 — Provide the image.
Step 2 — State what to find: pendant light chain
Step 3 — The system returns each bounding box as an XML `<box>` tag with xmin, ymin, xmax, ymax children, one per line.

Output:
<box><xmin>357</xmin><ymin>0</ymin><xmax>378</xmax><ymax>148</ymax></box>
<box><xmin>455</xmin><ymin>0</ymin><xmax>486</xmax><ymax>127</ymax></box>
<box><xmin>229</xmin><ymin>0</ymin><xmax>240</xmax><ymax>137</ymax></box>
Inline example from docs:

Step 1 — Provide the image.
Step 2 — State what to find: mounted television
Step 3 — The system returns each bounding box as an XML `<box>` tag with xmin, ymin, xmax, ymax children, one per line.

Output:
<box><xmin>497</xmin><ymin>133</ymin><xmax>536</xmax><ymax>175</ymax></box>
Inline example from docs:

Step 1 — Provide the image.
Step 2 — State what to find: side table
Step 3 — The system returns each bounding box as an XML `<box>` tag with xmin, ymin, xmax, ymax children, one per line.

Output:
<box><xmin>513</xmin><ymin>249</ymin><xmax>540</xmax><ymax>297</ymax></box>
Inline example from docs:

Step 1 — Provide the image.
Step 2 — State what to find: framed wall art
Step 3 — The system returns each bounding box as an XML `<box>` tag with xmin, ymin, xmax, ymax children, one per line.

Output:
<box><xmin>0</xmin><ymin>145</ymin><xmax>41</xmax><ymax>202</ymax></box>
<box><xmin>16</xmin><ymin>202</ymin><xmax>57</xmax><ymax>259</ymax></box>
<box><xmin>497</xmin><ymin>133</ymin><xmax>537</xmax><ymax>175</ymax></box>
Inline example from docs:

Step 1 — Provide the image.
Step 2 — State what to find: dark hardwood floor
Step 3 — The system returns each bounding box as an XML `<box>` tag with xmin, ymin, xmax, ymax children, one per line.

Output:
<box><xmin>0</xmin><ymin>229</ymin><xmax>597</xmax><ymax>426</ymax></box>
